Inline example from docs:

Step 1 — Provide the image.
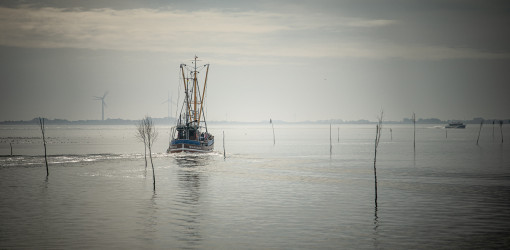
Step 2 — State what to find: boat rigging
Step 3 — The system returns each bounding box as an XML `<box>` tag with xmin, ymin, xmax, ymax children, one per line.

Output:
<box><xmin>167</xmin><ymin>56</ymin><xmax>214</xmax><ymax>153</ymax></box>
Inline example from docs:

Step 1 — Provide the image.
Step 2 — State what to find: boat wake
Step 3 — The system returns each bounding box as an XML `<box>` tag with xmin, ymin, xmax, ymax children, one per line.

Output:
<box><xmin>0</xmin><ymin>151</ymin><xmax>227</xmax><ymax>168</ymax></box>
<box><xmin>0</xmin><ymin>153</ymin><xmax>145</xmax><ymax>168</ymax></box>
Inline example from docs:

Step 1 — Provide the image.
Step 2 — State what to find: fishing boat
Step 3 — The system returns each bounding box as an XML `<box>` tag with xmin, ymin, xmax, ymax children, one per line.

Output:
<box><xmin>167</xmin><ymin>56</ymin><xmax>214</xmax><ymax>153</ymax></box>
<box><xmin>445</xmin><ymin>121</ymin><xmax>466</xmax><ymax>129</ymax></box>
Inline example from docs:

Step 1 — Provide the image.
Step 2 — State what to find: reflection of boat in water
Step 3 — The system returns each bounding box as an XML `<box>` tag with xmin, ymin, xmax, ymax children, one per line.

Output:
<box><xmin>173</xmin><ymin>153</ymin><xmax>215</xmax><ymax>167</ymax></box>
<box><xmin>445</xmin><ymin>121</ymin><xmax>466</xmax><ymax>129</ymax></box>
<box><xmin>167</xmin><ymin>56</ymin><xmax>214</xmax><ymax>153</ymax></box>
<box><xmin>171</xmin><ymin>153</ymin><xmax>209</xmax><ymax>247</ymax></box>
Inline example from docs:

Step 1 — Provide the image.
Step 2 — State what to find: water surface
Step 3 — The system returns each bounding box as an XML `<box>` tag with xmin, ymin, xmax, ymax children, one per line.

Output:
<box><xmin>1</xmin><ymin>124</ymin><xmax>509</xmax><ymax>249</ymax></box>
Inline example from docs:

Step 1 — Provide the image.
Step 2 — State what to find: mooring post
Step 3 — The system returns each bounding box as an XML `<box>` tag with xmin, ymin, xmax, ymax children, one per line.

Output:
<box><xmin>223</xmin><ymin>131</ymin><xmax>226</xmax><ymax>159</ymax></box>
<box><xmin>476</xmin><ymin>120</ymin><xmax>484</xmax><ymax>145</ymax></box>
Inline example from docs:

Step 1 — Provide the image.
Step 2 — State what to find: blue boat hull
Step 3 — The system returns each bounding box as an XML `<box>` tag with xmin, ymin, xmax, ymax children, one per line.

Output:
<box><xmin>167</xmin><ymin>139</ymin><xmax>214</xmax><ymax>153</ymax></box>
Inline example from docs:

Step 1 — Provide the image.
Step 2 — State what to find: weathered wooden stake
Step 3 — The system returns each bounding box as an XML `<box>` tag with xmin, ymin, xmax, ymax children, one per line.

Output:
<box><xmin>412</xmin><ymin>113</ymin><xmax>416</xmax><ymax>157</ymax></box>
<box><xmin>500</xmin><ymin>120</ymin><xmax>504</xmax><ymax>143</ymax></box>
<box><xmin>270</xmin><ymin>118</ymin><xmax>275</xmax><ymax>145</ymax></box>
<box><xmin>476</xmin><ymin>119</ymin><xmax>484</xmax><ymax>145</ymax></box>
<box><xmin>39</xmin><ymin>117</ymin><xmax>49</xmax><ymax>176</ymax></box>
<box><xmin>493</xmin><ymin>120</ymin><xmax>495</xmax><ymax>142</ymax></box>
<box><xmin>223</xmin><ymin>130</ymin><xmax>226</xmax><ymax>159</ymax></box>
<box><xmin>373</xmin><ymin>111</ymin><xmax>383</xmax><ymax>208</ymax></box>
<box><xmin>374</xmin><ymin>124</ymin><xmax>379</xmax><ymax>206</ymax></box>
<box><xmin>330</xmin><ymin>123</ymin><xmax>332</xmax><ymax>157</ymax></box>
<box><xmin>337</xmin><ymin>127</ymin><xmax>339</xmax><ymax>143</ymax></box>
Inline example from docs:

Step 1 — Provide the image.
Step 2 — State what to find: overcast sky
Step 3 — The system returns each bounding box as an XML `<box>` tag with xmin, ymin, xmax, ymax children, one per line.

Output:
<box><xmin>1</xmin><ymin>0</ymin><xmax>510</xmax><ymax>122</ymax></box>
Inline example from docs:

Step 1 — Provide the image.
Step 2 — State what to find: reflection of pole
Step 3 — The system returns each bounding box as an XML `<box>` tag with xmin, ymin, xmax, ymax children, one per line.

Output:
<box><xmin>373</xmin><ymin>202</ymin><xmax>379</xmax><ymax>235</ymax></box>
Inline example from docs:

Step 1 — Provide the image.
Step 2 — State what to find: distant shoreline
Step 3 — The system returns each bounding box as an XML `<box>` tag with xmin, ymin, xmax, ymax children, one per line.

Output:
<box><xmin>1</xmin><ymin>117</ymin><xmax>508</xmax><ymax>125</ymax></box>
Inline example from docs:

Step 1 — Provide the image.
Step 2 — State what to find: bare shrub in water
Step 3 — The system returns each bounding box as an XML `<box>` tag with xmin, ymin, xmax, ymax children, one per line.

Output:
<box><xmin>137</xmin><ymin>116</ymin><xmax>158</xmax><ymax>191</ymax></box>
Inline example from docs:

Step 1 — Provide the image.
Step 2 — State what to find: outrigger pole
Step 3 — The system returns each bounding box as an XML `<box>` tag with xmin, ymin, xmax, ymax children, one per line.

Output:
<box><xmin>194</xmin><ymin>56</ymin><xmax>198</xmax><ymax>123</ymax></box>
<box><xmin>181</xmin><ymin>56</ymin><xmax>209</xmax><ymax>127</ymax></box>
<box><xmin>197</xmin><ymin>64</ymin><xmax>209</xmax><ymax>127</ymax></box>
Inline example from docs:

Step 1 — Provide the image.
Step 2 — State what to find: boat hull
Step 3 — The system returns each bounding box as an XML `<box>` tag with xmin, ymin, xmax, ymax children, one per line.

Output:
<box><xmin>167</xmin><ymin>139</ymin><xmax>214</xmax><ymax>153</ymax></box>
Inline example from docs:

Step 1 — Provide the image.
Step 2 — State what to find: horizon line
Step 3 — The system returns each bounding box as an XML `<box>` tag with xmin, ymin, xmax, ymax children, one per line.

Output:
<box><xmin>1</xmin><ymin>116</ymin><xmax>508</xmax><ymax>125</ymax></box>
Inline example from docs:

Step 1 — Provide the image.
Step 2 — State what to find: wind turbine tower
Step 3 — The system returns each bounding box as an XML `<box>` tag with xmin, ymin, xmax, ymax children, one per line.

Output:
<box><xmin>94</xmin><ymin>92</ymin><xmax>108</xmax><ymax>121</ymax></box>
<box><xmin>162</xmin><ymin>92</ymin><xmax>176</xmax><ymax>119</ymax></box>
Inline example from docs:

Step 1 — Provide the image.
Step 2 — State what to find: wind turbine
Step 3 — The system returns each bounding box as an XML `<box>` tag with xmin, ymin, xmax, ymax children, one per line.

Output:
<box><xmin>162</xmin><ymin>92</ymin><xmax>176</xmax><ymax>119</ymax></box>
<box><xmin>94</xmin><ymin>92</ymin><xmax>108</xmax><ymax>121</ymax></box>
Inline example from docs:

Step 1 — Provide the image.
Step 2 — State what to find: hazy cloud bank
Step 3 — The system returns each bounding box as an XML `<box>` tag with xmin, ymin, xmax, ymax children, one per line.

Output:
<box><xmin>2</xmin><ymin>5</ymin><xmax>507</xmax><ymax>61</ymax></box>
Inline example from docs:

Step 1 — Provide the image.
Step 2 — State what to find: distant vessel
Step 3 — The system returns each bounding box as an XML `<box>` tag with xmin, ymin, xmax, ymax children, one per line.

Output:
<box><xmin>167</xmin><ymin>56</ymin><xmax>214</xmax><ymax>153</ymax></box>
<box><xmin>445</xmin><ymin>121</ymin><xmax>466</xmax><ymax>129</ymax></box>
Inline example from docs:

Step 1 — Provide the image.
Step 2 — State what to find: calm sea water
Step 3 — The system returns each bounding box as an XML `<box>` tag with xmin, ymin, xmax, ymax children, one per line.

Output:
<box><xmin>1</xmin><ymin>123</ymin><xmax>509</xmax><ymax>249</ymax></box>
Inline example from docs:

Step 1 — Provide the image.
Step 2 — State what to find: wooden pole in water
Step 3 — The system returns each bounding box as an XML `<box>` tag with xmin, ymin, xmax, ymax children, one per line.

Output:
<box><xmin>10</xmin><ymin>142</ymin><xmax>13</xmax><ymax>156</ymax></box>
<box><xmin>38</xmin><ymin>117</ymin><xmax>49</xmax><ymax>176</ymax></box>
<box><xmin>223</xmin><ymin>131</ymin><xmax>226</xmax><ymax>159</ymax></box>
<box><xmin>374</xmin><ymin>124</ymin><xmax>379</xmax><ymax>206</ymax></box>
<box><xmin>330</xmin><ymin>123</ymin><xmax>332</xmax><ymax>156</ymax></box>
<box><xmin>493</xmin><ymin>120</ymin><xmax>495</xmax><ymax>142</ymax></box>
<box><xmin>390</xmin><ymin>128</ymin><xmax>393</xmax><ymax>141</ymax></box>
<box><xmin>337</xmin><ymin>127</ymin><xmax>339</xmax><ymax>143</ymax></box>
<box><xmin>500</xmin><ymin>120</ymin><xmax>504</xmax><ymax>143</ymax></box>
<box><xmin>270</xmin><ymin>118</ymin><xmax>275</xmax><ymax>145</ymax></box>
<box><xmin>374</xmin><ymin>111</ymin><xmax>383</xmax><ymax>208</ymax></box>
<box><xmin>373</xmin><ymin>111</ymin><xmax>383</xmax><ymax>208</ymax></box>
<box><xmin>412</xmin><ymin>113</ymin><xmax>416</xmax><ymax>157</ymax></box>
<box><xmin>476</xmin><ymin>119</ymin><xmax>484</xmax><ymax>145</ymax></box>
<box><xmin>445</xmin><ymin>127</ymin><xmax>448</xmax><ymax>139</ymax></box>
